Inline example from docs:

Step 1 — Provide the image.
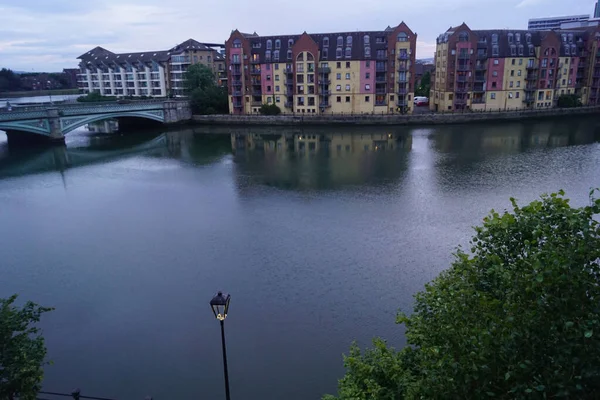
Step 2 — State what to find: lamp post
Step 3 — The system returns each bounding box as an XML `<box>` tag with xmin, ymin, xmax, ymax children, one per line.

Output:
<box><xmin>210</xmin><ymin>291</ymin><xmax>231</xmax><ymax>400</ymax></box>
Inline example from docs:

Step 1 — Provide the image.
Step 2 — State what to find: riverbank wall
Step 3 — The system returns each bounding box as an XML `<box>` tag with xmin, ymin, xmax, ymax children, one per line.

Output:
<box><xmin>191</xmin><ymin>106</ymin><xmax>600</xmax><ymax>126</ymax></box>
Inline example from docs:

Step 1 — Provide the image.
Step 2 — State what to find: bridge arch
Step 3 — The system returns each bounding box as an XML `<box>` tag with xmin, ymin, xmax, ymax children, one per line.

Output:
<box><xmin>0</xmin><ymin>120</ymin><xmax>51</xmax><ymax>137</ymax></box>
<box><xmin>61</xmin><ymin>111</ymin><xmax>165</xmax><ymax>134</ymax></box>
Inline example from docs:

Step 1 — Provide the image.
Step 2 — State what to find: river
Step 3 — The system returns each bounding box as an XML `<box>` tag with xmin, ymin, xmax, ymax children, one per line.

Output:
<box><xmin>0</xmin><ymin>117</ymin><xmax>599</xmax><ymax>400</ymax></box>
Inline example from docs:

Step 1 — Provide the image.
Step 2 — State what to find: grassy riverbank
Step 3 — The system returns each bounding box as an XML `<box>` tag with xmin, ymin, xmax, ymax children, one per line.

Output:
<box><xmin>0</xmin><ymin>89</ymin><xmax>80</xmax><ymax>98</ymax></box>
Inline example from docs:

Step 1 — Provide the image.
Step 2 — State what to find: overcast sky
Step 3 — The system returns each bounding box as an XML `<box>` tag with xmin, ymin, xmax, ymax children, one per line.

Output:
<box><xmin>0</xmin><ymin>0</ymin><xmax>596</xmax><ymax>72</ymax></box>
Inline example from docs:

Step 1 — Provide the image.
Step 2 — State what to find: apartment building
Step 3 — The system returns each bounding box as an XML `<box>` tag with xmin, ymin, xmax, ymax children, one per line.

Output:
<box><xmin>430</xmin><ymin>23</ymin><xmax>600</xmax><ymax>112</ymax></box>
<box><xmin>224</xmin><ymin>23</ymin><xmax>417</xmax><ymax>114</ymax></box>
<box><xmin>77</xmin><ymin>39</ymin><xmax>226</xmax><ymax>97</ymax></box>
<box><xmin>528</xmin><ymin>15</ymin><xmax>590</xmax><ymax>31</ymax></box>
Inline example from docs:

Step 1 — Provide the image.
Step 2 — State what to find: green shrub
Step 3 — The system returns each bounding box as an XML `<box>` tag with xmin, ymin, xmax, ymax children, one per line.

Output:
<box><xmin>76</xmin><ymin>91</ymin><xmax>116</xmax><ymax>103</ymax></box>
<box><xmin>326</xmin><ymin>190</ymin><xmax>600</xmax><ymax>399</ymax></box>
<box><xmin>556</xmin><ymin>94</ymin><xmax>581</xmax><ymax>108</ymax></box>
<box><xmin>259</xmin><ymin>103</ymin><xmax>281</xmax><ymax>115</ymax></box>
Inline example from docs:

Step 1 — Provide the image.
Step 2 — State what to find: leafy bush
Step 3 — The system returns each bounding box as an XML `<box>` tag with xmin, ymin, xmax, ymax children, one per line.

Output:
<box><xmin>0</xmin><ymin>295</ymin><xmax>53</xmax><ymax>400</ymax></box>
<box><xmin>326</xmin><ymin>190</ymin><xmax>600</xmax><ymax>399</ymax></box>
<box><xmin>259</xmin><ymin>103</ymin><xmax>281</xmax><ymax>115</ymax></box>
<box><xmin>556</xmin><ymin>94</ymin><xmax>581</xmax><ymax>108</ymax></box>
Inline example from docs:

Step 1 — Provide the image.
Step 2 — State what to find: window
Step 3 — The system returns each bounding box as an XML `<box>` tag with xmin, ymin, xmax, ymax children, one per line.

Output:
<box><xmin>512</xmin><ymin>59</ymin><xmax>516</xmax><ymax>65</ymax></box>
<box><xmin>308</xmin><ymin>97</ymin><xmax>315</xmax><ymax>106</ymax></box>
<box><xmin>346</xmin><ymin>73</ymin><xmax>350</xmax><ymax>79</ymax></box>
<box><xmin>518</xmin><ymin>45</ymin><xmax>524</xmax><ymax>56</ymax></box>
<box><xmin>508</xmin><ymin>92</ymin><xmax>513</xmax><ymax>98</ymax></box>
<box><xmin>336</xmin><ymin>62</ymin><xmax>341</xmax><ymax>68</ymax></box>
<box><xmin>517</xmin><ymin>70</ymin><xmax>521</xmax><ymax>76</ymax></box>
<box><xmin>365</xmin><ymin>72</ymin><xmax>370</xmax><ymax>79</ymax></box>
<box><xmin>265</xmin><ymin>51</ymin><xmax>271</xmax><ymax>62</ymax></box>
<box><xmin>492</xmin><ymin>81</ymin><xmax>497</xmax><ymax>88</ymax></box>
<box><xmin>337</xmin><ymin>36</ymin><xmax>343</xmax><ymax>47</ymax></box>
<box><xmin>273</xmin><ymin>50</ymin><xmax>280</xmax><ymax>61</ymax></box>
<box><xmin>276</xmin><ymin>96</ymin><xmax>280</xmax><ymax>103</ymax></box>
<box><xmin>492</xmin><ymin>34</ymin><xmax>498</xmax><ymax>44</ymax></box>
<box><xmin>297</xmin><ymin>96</ymin><xmax>304</xmax><ymax>106</ymax></box>
<box><xmin>322</xmin><ymin>49</ymin><xmax>328</xmax><ymax>59</ymax></box>
<box><xmin>364</xmin><ymin>35</ymin><xmax>370</xmax><ymax>45</ymax></box>
<box><xmin>490</xmin><ymin>92</ymin><xmax>496</xmax><ymax>99</ymax></box>
<box><xmin>494</xmin><ymin>59</ymin><xmax>499</xmax><ymax>65</ymax></box>
<box><xmin>336</xmin><ymin>73</ymin><xmax>341</xmax><ymax>80</ymax></box>
<box><xmin>516</xmin><ymin>92</ymin><xmax>520</xmax><ymax>98</ymax></box>
<box><xmin>345</xmin><ymin>96</ymin><xmax>350</xmax><ymax>102</ymax></box>
<box><xmin>365</xmin><ymin>95</ymin><xmax>370</xmax><ymax>102</ymax></box>
<box><xmin>492</xmin><ymin>46</ymin><xmax>499</xmax><ymax>56</ymax></box>
<box><xmin>366</xmin><ymin>60</ymin><xmax>370</xmax><ymax>68</ymax></box>
<box><xmin>267</xmin><ymin>74</ymin><xmax>271</xmax><ymax>81</ymax></box>
<box><xmin>323</xmin><ymin>37</ymin><xmax>329</xmax><ymax>47</ymax></box>
<box><xmin>508</xmin><ymin>33</ymin><xmax>514</xmax><ymax>43</ymax></box>
<box><xmin>275</xmin><ymin>39</ymin><xmax>281</xmax><ymax>49</ymax></box>
<box><xmin>336</xmin><ymin>48</ymin><xmax>342</xmax><ymax>58</ymax></box>
<box><xmin>365</xmin><ymin>84</ymin><xmax>370</xmax><ymax>90</ymax></box>
<box><xmin>347</xmin><ymin>36</ymin><xmax>353</xmax><ymax>46</ymax></box>
<box><xmin>345</xmin><ymin>47</ymin><xmax>351</xmax><ymax>58</ymax></box>
<box><xmin>336</xmin><ymin>96</ymin><xmax>341</xmax><ymax>102</ymax></box>
<box><xmin>267</xmin><ymin>40</ymin><xmax>272</xmax><ymax>50</ymax></box>
<box><xmin>346</xmin><ymin>61</ymin><xmax>351</xmax><ymax>68</ymax></box>
<box><xmin>364</xmin><ymin>47</ymin><xmax>371</xmax><ymax>58</ymax></box>
<box><xmin>233</xmin><ymin>39</ymin><xmax>242</xmax><ymax>48</ymax></box>
<box><xmin>397</xmin><ymin>32</ymin><xmax>408</xmax><ymax>42</ymax></box>
<box><xmin>509</xmin><ymin>81</ymin><xmax>513</xmax><ymax>88</ymax></box>
<box><xmin>275</xmin><ymin>85</ymin><xmax>280</xmax><ymax>91</ymax></box>
<box><xmin>275</xmin><ymin>64</ymin><xmax>279</xmax><ymax>70</ymax></box>
<box><xmin>492</xmin><ymin>71</ymin><xmax>498</xmax><ymax>77</ymax></box>
<box><xmin>287</xmin><ymin>50</ymin><xmax>292</xmax><ymax>59</ymax></box>
<box><xmin>336</xmin><ymin>84</ymin><xmax>341</xmax><ymax>91</ymax></box>
<box><xmin>511</xmin><ymin>70</ymin><xmax>514</xmax><ymax>76</ymax></box>
<box><xmin>345</xmin><ymin>84</ymin><xmax>350</xmax><ymax>91</ymax></box>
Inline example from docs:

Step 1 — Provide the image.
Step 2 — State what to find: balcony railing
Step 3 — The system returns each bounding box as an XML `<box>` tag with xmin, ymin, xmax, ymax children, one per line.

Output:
<box><xmin>475</xmin><ymin>64</ymin><xmax>487</xmax><ymax>71</ymax></box>
<box><xmin>231</xmin><ymin>59</ymin><xmax>241</xmax><ymax>65</ymax></box>
<box><xmin>456</xmin><ymin>75</ymin><xmax>467</xmax><ymax>82</ymax></box>
<box><xmin>375</xmin><ymin>88</ymin><xmax>387</xmax><ymax>94</ymax></box>
<box><xmin>526</xmin><ymin>64</ymin><xmax>538</xmax><ymax>70</ymax></box>
<box><xmin>375</xmin><ymin>76</ymin><xmax>387</xmax><ymax>82</ymax></box>
<box><xmin>232</xmin><ymin>90</ymin><xmax>242</xmax><ymax>96</ymax></box>
<box><xmin>458</xmin><ymin>53</ymin><xmax>470</xmax><ymax>60</ymax></box>
<box><xmin>455</xmin><ymin>87</ymin><xmax>468</xmax><ymax>93</ymax></box>
<box><xmin>396</xmin><ymin>100</ymin><xmax>408</xmax><ymax>107</ymax></box>
<box><xmin>454</xmin><ymin>98</ymin><xmax>467</xmax><ymax>105</ymax></box>
<box><xmin>250</xmin><ymin>68</ymin><xmax>261</xmax><ymax>75</ymax></box>
<box><xmin>321</xmin><ymin>90</ymin><xmax>331</xmax><ymax>95</ymax></box>
<box><xmin>457</xmin><ymin>64</ymin><xmax>470</xmax><ymax>71</ymax></box>
<box><xmin>319</xmin><ymin>102</ymin><xmax>332</xmax><ymax>108</ymax></box>
<box><xmin>375</xmin><ymin>101</ymin><xmax>387</xmax><ymax>106</ymax></box>
<box><xmin>472</xmin><ymin>98</ymin><xmax>485</xmax><ymax>104</ymax></box>
<box><xmin>525</xmin><ymin>74</ymin><xmax>538</xmax><ymax>81</ymax></box>
<box><xmin>397</xmin><ymin>88</ymin><xmax>408</xmax><ymax>95</ymax></box>
<box><xmin>476</xmin><ymin>53</ymin><xmax>488</xmax><ymax>60</ymax></box>
<box><xmin>397</xmin><ymin>76</ymin><xmax>408</xmax><ymax>83</ymax></box>
<box><xmin>233</xmin><ymin>102</ymin><xmax>243</xmax><ymax>108</ymax></box>
<box><xmin>284</xmin><ymin>101</ymin><xmax>293</xmax><ymax>108</ymax></box>
<box><xmin>397</xmin><ymin>64</ymin><xmax>408</xmax><ymax>72</ymax></box>
<box><xmin>474</xmin><ymin>75</ymin><xmax>485</xmax><ymax>82</ymax></box>
<box><xmin>319</xmin><ymin>67</ymin><xmax>331</xmax><ymax>73</ymax></box>
<box><xmin>376</xmin><ymin>65</ymin><xmax>387</xmax><ymax>72</ymax></box>
<box><xmin>231</xmin><ymin>70</ymin><xmax>242</xmax><ymax>76</ymax></box>
<box><xmin>318</xmin><ymin>79</ymin><xmax>331</xmax><ymax>85</ymax></box>
<box><xmin>397</xmin><ymin>53</ymin><xmax>409</xmax><ymax>60</ymax></box>
<box><xmin>473</xmin><ymin>86</ymin><xmax>485</xmax><ymax>93</ymax></box>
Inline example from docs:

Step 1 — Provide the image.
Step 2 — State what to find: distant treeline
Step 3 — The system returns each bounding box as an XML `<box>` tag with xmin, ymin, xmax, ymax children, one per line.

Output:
<box><xmin>0</xmin><ymin>68</ymin><xmax>76</xmax><ymax>93</ymax></box>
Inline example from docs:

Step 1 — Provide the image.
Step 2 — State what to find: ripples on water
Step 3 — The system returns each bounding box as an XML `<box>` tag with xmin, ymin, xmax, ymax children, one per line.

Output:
<box><xmin>0</xmin><ymin>117</ymin><xmax>599</xmax><ymax>400</ymax></box>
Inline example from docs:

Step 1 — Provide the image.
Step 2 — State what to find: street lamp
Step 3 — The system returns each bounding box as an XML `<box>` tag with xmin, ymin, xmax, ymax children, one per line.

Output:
<box><xmin>210</xmin><ymin>291</ymin><xmax>231</xmax><ymax>400</ymax></box>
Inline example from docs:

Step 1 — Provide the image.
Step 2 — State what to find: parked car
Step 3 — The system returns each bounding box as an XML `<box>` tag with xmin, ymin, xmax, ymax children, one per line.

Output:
<box><xmin>414</xmin><ymin>96</ymin><xmax>429</xmax><ymax>106</ymax></box>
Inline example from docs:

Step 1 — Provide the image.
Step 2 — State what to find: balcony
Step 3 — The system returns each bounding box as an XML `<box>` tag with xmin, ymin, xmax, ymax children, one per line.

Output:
<box><xmin>319</xmin><ymin>67</ymin><xmax>331</xmax><ymax>73</ymax></box>
<box><xmin>458</xmin><ymin>53</ymin><xmax>470</xmax><ymax>60</ymax></box>
<box><xmin>456</xmin><ymin>75</ymin><xmax>468</xmax><ymax>82</ymax></box>
<box><xmin>473</xmin><ymin>86</ymin><xmax>485</xmax><ymax>93</ymax></box>
<box><xmin>472</xmin><ymin>98</ymin><xmax>485</xmax><ymax>104</ymax></box>
<box><xmin>284</xmin><ymin>101</ymin><xmax>293</xmax><ymax>108</ymax></box>
<box><xmin>457</xmin><ymin>64</ymin><xmax>470</xmax><ymax>71</ymax></box>
<box><xmin>286</xmin><ymin>68</ymin><xmax>294</xmax><ymax>74</ymax></box>
<box><xmin>454</xmin><ymin>98</ymin><xmax>467</xmax><ymax>105</ymax></box>
<box><xmin>375</xmin><ymin>88</ymin><xmax>387</xmax><ymax>94</ymax></box>
<box><xmin>233</xmin><ymin>102</ymin><xmax>243</xmax><ymax>108</ymax></box>
<box><xmin>318</xmin><ymin>79</ymin><xmax>331</xmax><ymax>85</ymax></box>
<box><xmin>231</xmin><ymin>70</ymin><xmax>242</xmax><ymax>76</ymax></box>
<box><xmin>375</xmin><ymin>101</ymin><xmax>387</xmax><ymax>106</ymax></box>
<box><xmin>396</xmin><ymin>99</ymin><xmax>408</xmax><ymax>107</ymax></box>
<box><xmin>455</xmin><ymin>86</ymin><xmax>468</xmax><ymax>93</ymax></box>
<box><xmin>476</xmin><ymin>53</ymin><xmax>488</xmax><ymax>60</ymax></box>
<box><xmin>232</xmin><ymin>80</ymin><xmax>242</xmax><ymax>87</ymax></box>
<box><xmin>397</xmin><ymin>88</ymin><xmax>408</xmax><ymax>95</ymax></box>
<box><xmin>285</xmin><ymin>79</ymin><xmax>294</xmax><ymax>85</ymax></box>
<box><xmin>397</xmin><ymin>76</ymin><xmax>408</xmax><ymax>83</ymax></box>
<box><xmin>252</xmin><ymin>90</ymin><xmax>262</xmax><ymax>96</ymax></box>
<box><xmin>321</xmin><ymin>90</ymin><xmax>331</xmax><ymax>95</ymax></box>
<box><xmin>232</xmin><ymin>90</ymin><xmax>242</xmax><ymax>96</ymax></box>
<box><xmin>375</xmin><ymin>76</ymin><xmax>387</xmax><ymax>83</ymax></box>
<box><xmin>231</xmin><ymin>59</ymin><xmax>241</xmax><ymax>65</ymax></box>
<box><xmin>376</xmin><ymin>65</ymin><xmax>387</xmax><ymax>72</ymax></box>
<box><xmin>250</xmin><ymin>68</ymin><xmax>261</xmax><ymax>75</ymax></box>
<box><xmin>526</xmin><ymin>64</ymin><xmax>538</xmax><ymax>70</ymax></box>
<box><xmin>525</xmin><ymin>74</ymin><xmax>538</xmax><ymax>81</ymax></box>
<box><xmin>319</xmin><ymin>102</ymin><xmax>332</xmax><ymax>108</ymax></box>
<box><xmin>397</xmin><ymin>64</ymin><xmax>408</xmax><ymax>72</ymax></box>
<box><xmin>475</xmin><ymin>64</ymin><xmax>487</xmax><ymax>71</ymax></box>
<box><xmin>474</xmin><ymin>75</ymin><xmax>485</xmax><ymax>82</ymax></box>
<box><xmin>525</xmin><ymin>85</ymin><xmax>537</xmax><ymax>92</ymax></box>
<box><xmin>397</xmin><ymin>53</ymin><xmax>409</xmax><ymax>60</ymax></box>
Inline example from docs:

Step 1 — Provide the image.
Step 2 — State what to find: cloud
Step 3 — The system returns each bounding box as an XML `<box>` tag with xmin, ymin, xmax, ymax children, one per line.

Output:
<box><xmin>0</xmin><ymin>0</ymin><xmax>593</xmax><ymax>71</ymax></box>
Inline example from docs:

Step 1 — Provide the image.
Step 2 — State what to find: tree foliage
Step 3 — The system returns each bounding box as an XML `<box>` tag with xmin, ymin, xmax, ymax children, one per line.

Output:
<box><xmin>557</xmin><ymin>94</ymin><xmax>582</xmax><ymax>108</ymax></box>
<box><xmin>184</xmin><ymin>64</ymin><xmax>228</xmax><ymax>114</ymax></box>
<box><xmin>259</xmin><ymin>103</ymin><xmax>281</xmax><ymax>115</ymax></box>
<box><xmin>0</xmin><ymin>68</ymin><xmax>22</xmax><ymax>92</ymax></box>
<box><xmin>0</xmin><ymin>295</ymin><xmax>53</xmax><ymax>400</ymax></box>
<box><xmin>326</xmin><ymin>190</ymin><xmax>600</xmax><ymax>399</ymax></box>
<box><xmin>415</xmin><ymin>71</ymin><xmax>431</xmax><ymax>97</ymax></box>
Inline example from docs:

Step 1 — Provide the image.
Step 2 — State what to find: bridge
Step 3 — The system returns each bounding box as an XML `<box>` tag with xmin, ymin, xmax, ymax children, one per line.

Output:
<box><xmin>0</xmin><ymin>100</ymin><xmax>191</xmax><ymax>145</ymax></box>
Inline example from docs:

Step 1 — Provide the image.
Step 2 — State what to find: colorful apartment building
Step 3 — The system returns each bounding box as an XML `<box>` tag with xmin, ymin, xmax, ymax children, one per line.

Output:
<box><xmin>431</xmin><ymin>24</ymin><xmax>600</xmax><ymax>112</ymax></box>
<box><xmin>77</xmin><ymin>39</ymin><xmax>226</xmax><ymax>98</ymax></box>
<box><xmin>225</xmin><ymin>24</ymin><xmax>417</xmax><ymax>115</ymax></box>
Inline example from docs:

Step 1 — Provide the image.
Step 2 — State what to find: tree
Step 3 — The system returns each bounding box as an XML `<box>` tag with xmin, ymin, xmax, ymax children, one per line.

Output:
<box><xmin>326</xmin><ymin>190</ymin><xmax>600</xmax><ymax>399</ymax></box>
<box><xmin>184</xmin><ymin>64</ymin><xmax>216</xmax><ymax>94</ymax></box>
<box><xmin>184</xmin><ymin>64</ymin><xmax>228</xmax><ymax>114</ymax></box>
<box><xmin>415</xmin><ymin>71</ymin><xmax>431</xmax><ymax>97</ymax></box>
<box><xmin>0</xmin><ymin>295</ymin><xmax>53</xmax><ymax>400</ymax></box>
<box><xmin>557</xmin><ymin>94</ymin><xmax>581</xmax><ymax>108</ymax></box>
<box><xmin>0</xmin><ymin>68</ymin><xmax>22</xmax><ymax>92</ymax></box>
<box><xmin>259</xmin><ymin>103</ymin><xmax>281</xmax><ymax>115</ymax></box>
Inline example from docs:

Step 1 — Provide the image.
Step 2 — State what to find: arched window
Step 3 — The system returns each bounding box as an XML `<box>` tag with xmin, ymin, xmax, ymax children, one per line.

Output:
<box><xmin>458</xmin><ymin>31</ymin><xmax>469</xmax><ymax>42</ymax></box>
<box><xmin>296</xmin><ymin>52</ymin><xmax>304</xmax><ymax>61</ymax></box>
<box><xmin>323</xmin><ymin>37</ymin><xmax>329</xmax><ymax>47</ymax></box>
<box><xmin>518</xmin><ymin>45</ymin><xmax>524</xmax><ymax>56</ymax></box>
<box><xmin>568</xmin><ymin>33</ymin><xmax>574</xmax><ymax>43</ymax></box>
<box><xmin>345</xmin><ymin>47</ymin><xmax>351</xmax><ymax>58</ymax></box>
<box><xmin>337</xmin><ymin>36</ymin><xmax>343</xmax><ymax>47</ymax></box>
<box><xmin>397</xmin><ymin>32</ymin><xmax>408</xmax><ymax>42</ymax></box>
<box><xmin>515</xmin><ymin>33</ymin><xmax>521</xmax><ymax>42</ymax></box>
<box><xmin>266</xmin><ymin>40</ymin><xmax>272</xmax><ymax>50</ymax></box>
<box><xmin>510</xmin><ymin>45</ymin><xmax>516</xmax><ymax>56</ymax></box>
<box><xmin>307</xmin><ymin>52</ymin><xmax>314</xmax><ymax>61</ymax></box>
<box><xmin>508</xmin><ymin>33</ymin><xmax>514</xmax><ymax>43</ymax></box>
<box><xmin>275</xmin><ymin>39</ymin><xmax>281</xmax><ymax>49</ymax></box>
<box><xmin>273</xmin><ymin>50</ymin><xmax>280</xmax><ymax>61</ymax></box>
<box><xmin>287</xmin><ymin>49</ymin><xmax>292</xmax><ymax>59</ymax></box>
<box><xmin>528</xmin><ymin>44</ymin><xmax>534</xmax><ymax>55</ymax></box>
<box><xmin>364</xmin><ymin>46</ymin><xmax>371</xmax><ymax>58</ymax></box>
<box><xmin>336</xmin><ymin>48</ymin><xmax>342</xmax><ymax>58</ymax></box>
<box><xmin>288</xmin><ymin>39</ymin><xmax>294</xmax><ymax>47</ymax></box>
<box><xmin>492</xmin><ymin>45</ymin><xmax>499</xmax><ymax>56</ymax></box>
<box><xmin>265</xmin><ymin>50</ymin><xmax>271</xmax><ymax>61</ymax></box>
<box><xmin>233</xmin><ymin>39</ymin><xmax>242</xmax><ymax>48</ymax></box>
<box><xmin>551</xmin><ymin>48</ymin><xmax>556</xmax><ymax>56</ymax></box>
<box><xmin>491</xmin><ymin>34</ymin><xmax>498</xmax><ymax>44</ymax></box>
<box><xmin>347</xmin><ymin>35</ymin><xmax>353</xmax><ymax>46</ymax></box>
<box><xmin>526</xmin><ymin>33</ymin><xmax>532</xmax><ymax>43</ymax></box>
<box><xmin>364</xmin><ymin>35</ymin><xmax>370</xmax><ymax>45</ymax></box>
